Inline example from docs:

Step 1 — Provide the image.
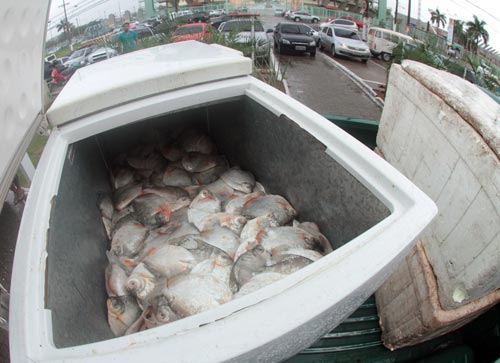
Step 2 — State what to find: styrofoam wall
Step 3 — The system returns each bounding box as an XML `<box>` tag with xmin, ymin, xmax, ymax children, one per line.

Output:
<box><xmin>377</xmin><ymin>61</ymin><xmax>500</xmax><ymax>310</ymax></box>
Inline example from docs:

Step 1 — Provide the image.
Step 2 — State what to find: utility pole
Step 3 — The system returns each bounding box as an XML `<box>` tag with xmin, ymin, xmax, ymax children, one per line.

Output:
<box><xmin>394</xmin><ymin>0</ymin><xmax>398</xmax><ymax>31</ymax></box>
<box><xmin>407</xmin><ymin>0</ymin><xmax>411</xmax><ymax>26</ymax></box>
<box><xmin>58</xmin><ymin>0</ymin><xmax>73</xmax><ymax>46</ymax></box>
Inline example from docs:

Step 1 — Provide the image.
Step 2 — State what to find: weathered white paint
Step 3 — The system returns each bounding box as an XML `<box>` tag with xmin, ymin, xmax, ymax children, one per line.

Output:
<box><xmin>376</xmin><ymin>60</ymin><xmax>500</xmax><ymax>348</ymax></box>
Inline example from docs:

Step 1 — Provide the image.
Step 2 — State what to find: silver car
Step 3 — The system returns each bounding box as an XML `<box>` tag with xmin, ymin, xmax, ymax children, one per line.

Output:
<box><xmin>320</xmin><ymin>19</ymin><xmax>358</xmax><ymax>32</ymax></box>
<box><xmin>288</xmin><ymin>11</ymin><xmax>320</xmax><ymax>23</ymax></box>
<box><xmin>319</xmin><ymin>26</ymin><xmax>371</xmax><ymax>62</ymax></box>
<box><xmin>219</xmin><ymin>19</ymin><xmax>270</xmax><ymax>60</ymax></box>
<box><xmin>87</xmin><ymin>47</ymin><xmax>118</xmax><ymax>64</ymax></box>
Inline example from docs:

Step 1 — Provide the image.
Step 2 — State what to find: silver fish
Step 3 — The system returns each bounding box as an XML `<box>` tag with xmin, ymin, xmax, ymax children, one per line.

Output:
<box><xmin>98</xmin><ymin>193</ymin><xmax>114</xmax><ymax>220</ymax></box>
<box><xmin>293</xmin><ymin>220</ymin><xmax>333</xmax><ymax>254</ymax></box>
<box><xmin>191</xmin><ymin>254</ymin><xmax>233</xmax><ymax>286</ymax></box>
<box><xmin>114</xmin><ymin>183</ymin><xmax>143</xmax><ymax>211</ymax></box>
<box><xmin>162</xmin><ymin>166</ymin><xmax>192</xmax><ymax>187</ymax></box>
<box><xmin>126</xmin><ymin>263</ymin><xmax>159</xmax><ymax>303</ymax></box>
<box><xmin>163</xmin><ymin>274</ymin><xmax>232</xmax><ymax>318</ymax></box>
<box><xmin>102</xmin><ymin>217</ymin><xmax>113</xmax><ymax>240</ymax></box>
<box><xmin>107</xmin><ymin>296</ymin><xmax>142</xmax><ymax>337</ymax></box>
<box><xmin>144</xmin><ymin>295</ymin><xmax>179</xmax><ymax>329</ymax></box>
<box><xmin>234</xmin><ymin>272</ymin><xmax>285</xmax><ymax>299</ymax></box>
<box><xmin>199</xmin><ymin>225</ymin><xmax>241</xmax><ymax>259</ymax></box>
<box><xmin>199</xmin><ymin>213</ymin><xmax>247</xmax><ymax>235</ymax></box>
<box><xmin>187</xmin><ymin>190</ymin><xmax>222</xmax><ymax>230</ymax></box>
<box><xmin>191</xmin><ymin>158</ymin><xmax>229</xmax><ymax>185</ymax></box>
<box><xmin>142</xmin><ymin>244</ymin><xmax>196</xmax><ymax>278</ymax></box>
<box><xmin>241</xmin><ymin>194</ymin><xmax>297</xmax><ymax>225</ymax></box>
<box><xmin>266</xmin><ymin>254</ymin><xmax>313</xmax><ymax>274</ymax></box>
<box><xmin>105</xmin><ymin>251</ymin><xmax>130</xmax><ymax>297</ymax></box>
<box><xmin>112</xmin><ymin>167</ymin><xmax>135</xmax><ymax>190</ymax></box>
<box><xmin>111</xmin><ymin>219</ymin><xmax>148</xmax><ymax>257</ymax></box>
<box><xmin>221</xmin><ymin>168</ymin><xmax>255</xmax><ymax>193</ymax></box>
<box><xmin>253</xmin><ymin>182</ymin><xmax>266</xmax><ymax>193</ymax></box>
<box><xmin>161</xmin><ymin>144</ymin><xmax>185</xmax><ymax>162</ymax></box>
<box><xmin>179</xmin><ymin>132</ymin><xmax>216</xmax><ymax>155</ymax></box>
<box><xmin>224</xmin><ymin>192</ymin><xmax>265</xmax><ymax>214</ymax></box>
<box><xmin>133</xmin><ymin>194</ymin><xmax>191</xmax><ymax>227</ymax></box>
<box><xmin>260</xmin><ymin>226</ymin><xmax>321</xmax><ymax>256</ymax></box>
<box><xmin>230</xmin><ymin>245</ymin><xmax>271</xmax><ymax>291</ymax></box>
<box><xmin>143</xmin><ymin>186</ymin><xmax>189</xmax><ymax>202</ymax></box>
<box><xmin>127</xmin><ymin>153</ymin><xmax>164</xmax><ymax>171</ymax></box>
<box><xmin>111</xmin><ymin>205</ymin><xmax>134</xmax><ymax>226</ymax></box>
<box><xmin>182</xmin><ymin>153</ymin><xmax>219</xmax><ymax>173</ymax></box>
<box><xmin>277</xmin><ymin>248</ymin><xmax>324</xmax><ymax>262</ymax></box>
<box><xmin>234</xmin><ymin>213</ymin><xmax>279</xmax><ymax>261</ymax></box>
<box><xmin>168</xmin><ymin>235</ymin><xmax>229</xmax><ymax>263</ymax></box>
<box><xmin>124</xmin><ymin>306</ymin><xmax>150</xmax><ymax>335</ymax></box>
<box><xmin>203</xmin><ymin>179</ymin><xmax>244</xmax><ymax>206</ymax></box>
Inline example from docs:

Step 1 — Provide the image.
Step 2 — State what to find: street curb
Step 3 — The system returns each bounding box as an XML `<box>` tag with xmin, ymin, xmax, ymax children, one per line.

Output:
<box><xmin>269</xmin><ymin>50</ymin><xmax>290</xmax><ymax>95</ymax></box>
<box><xmin>319</xmin><ymin>52</ymin><xmax>385</xmax><ymax>109</ymax></box>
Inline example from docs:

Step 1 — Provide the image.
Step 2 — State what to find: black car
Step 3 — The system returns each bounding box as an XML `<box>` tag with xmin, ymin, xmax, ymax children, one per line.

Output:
<box><xmin>273</xmin><ymin>22</ymin><xmax>316</xmax><ymax>56</ymax></box>
<box><xmin>211</xmin><ymin>15</ymin><xmax>233</xmax><ymax>29</ymax></box>
<box><xmin>190</xmin><ymin>11</ymin><xmax>210</xmax><ymax>23</ymax></box>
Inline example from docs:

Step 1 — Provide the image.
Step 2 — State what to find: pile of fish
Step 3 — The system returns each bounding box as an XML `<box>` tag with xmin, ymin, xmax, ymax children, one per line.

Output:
<box><xmin>99</xmin><ymin>129</ymin><xmax>333</xmax><ymax>337</ymax></box>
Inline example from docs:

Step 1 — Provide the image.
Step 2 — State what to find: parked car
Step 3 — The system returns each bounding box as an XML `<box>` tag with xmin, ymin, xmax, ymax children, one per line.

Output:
<box><xmin>301</xmin><ymin>23</ymin><xmax>320</xmax><ymax>45</ymax></box>
<box><xmin>274</xmin><ymin>8</ymin><xmax>284</xmax><ymax>16</ymax></box>
<box><xmin>86</xmin><ymin>47</ymin><xmax>118</xmax><ymax>64</ymax></box>
<box><xmin>367</xmin><ymin>27</ymin><xmax>417</xmax><ymax>61</ymax></box>
<box><xmin>209</xmin><ymin>9</ymin><xmax>225</xmax><ymax>17</ymax></box>
<box><xmin>189</xmin><ymin>11</ymin><xmax>210</xmax><ymax>23</ymax></box>
<box><xmin>283</xmin><ymin>9</ymin><xmax>294</xmax><ymax>18</ymax></box>
<box><xmin>319</xmin><ymin>26</ymin><xmax>370</xmax><ymax>62</ymax></box>
<box><xmin>173</xmin><ymin>23</ymin><xmax>212</xmax><ymax>42</ymax></box>
<box><xmin>63</xmin><ymin>46</ymin><xmax>95</xmax><ymax>68</ymax></box>
<box><xmin>326</xmin><ymin>15</ymin><xmax>363</xmax><ymax>29</ymax></box>
<box><xmin>320</xmin><ymin>19</ymin><xmax>358</xmax><ymax>32</ymax></box>
<box><xmin>287</xmin><ymin>11</ymin><xmax>319</xmax><ymax>23</ymax></box>
<box><xmin>218</xmin><ymin>19</ymin><xmax>270</xmax><ymax>60</ymax></box>
<box><xmin>273</xmin><ymin>22</ymin><xmax>316</xmax><ymax>56</ymax></box>
<box><xmin>211</xmin><ymin>15</ymin><xmax>233</xmax><ymax>29</ymax></box>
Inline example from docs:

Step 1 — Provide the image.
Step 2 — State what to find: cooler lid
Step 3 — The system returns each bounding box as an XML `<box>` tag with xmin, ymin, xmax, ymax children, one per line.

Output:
<box><xmin>0</xmin><ymin>0</ymin><xmax>50</xmax><ymax>206</ymax></box>
<box><xmin>47</xmin><ymin>41</ymin><xmax>253</xmax><ymax>126</ymax></box>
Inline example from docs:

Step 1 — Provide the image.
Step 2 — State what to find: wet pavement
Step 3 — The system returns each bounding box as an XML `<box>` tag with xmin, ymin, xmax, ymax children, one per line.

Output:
<box><xmin>260</xmin><ymin>10</ymin><xmax>383</xmax><ymax>120</ymax></box>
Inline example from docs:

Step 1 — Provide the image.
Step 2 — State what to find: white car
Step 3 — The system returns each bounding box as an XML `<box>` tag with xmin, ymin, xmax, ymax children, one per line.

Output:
<box><xmin>86</xmin><ymin>47</ymin><xmax>118</xmax><ymax>64</ymax></box>
<box><xmin>218</xmin><ymin>19</ymin><xmax>271</xmax><ymax>60</ymax></box>
<box><xmin>209</xmin><ymin>9</ymin><xmax>225</xmax><ymax>16</ymax></box>
<box><xmin>288</xmin><ymin>11</ymin><xmax>320</xmax><ymax>23</ymax></box>
<box><xmin>319</xmin><ymin>26</ymin><xmax>371</xmax><ymax>62</ymax></box>
<box><xmin>320</xmin><ymin>19</ymin><xmax>358</xmax><ymax>32</ymax></box>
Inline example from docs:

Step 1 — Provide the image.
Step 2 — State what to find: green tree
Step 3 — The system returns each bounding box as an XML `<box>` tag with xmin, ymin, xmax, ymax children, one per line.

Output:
<box><xmin>429</xmin><ymin>8</ymin><xmax>446</xmax><ymax>29</ymax></box>
<box><xmin>466</xmin><ymin>15</ymin><xmax>489</xmax><ymax>53</ymax></box>
<box><xmin>56</xmin><ymin>19</ymin><xmax>75</xmax><ymax>42</ymax></box>
<box><xmin>453</xmin><ymin>19</ymin><xmax>466</xmax><ymax>45</ymax></box>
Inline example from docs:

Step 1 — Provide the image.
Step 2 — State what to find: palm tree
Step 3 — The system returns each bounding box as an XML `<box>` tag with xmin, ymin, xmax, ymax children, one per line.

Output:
<box><xmin>466</xmin><ymin>15</ymin><xmax>489</xmax><ymax>53</ymax></box>
<box><xmin>56</xmin><ymin>19</ymin><xmax>74</xmax><ymax>42</ymax></box>
<box><xmin>453</xmin><ymin>19</ymin><xmax>468</xmax><ymax>46</ymax></box>
<box><xmin>429</xmin><ymin>8</ymin><xmax>446</xmax><ymax>29</ymax></box>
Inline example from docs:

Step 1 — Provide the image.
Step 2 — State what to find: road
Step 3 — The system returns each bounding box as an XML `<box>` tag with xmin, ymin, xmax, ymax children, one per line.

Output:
<box><xmin>259</xmin><ymin>9</ymin><xmax>384</xmax><ymax>120</ymax></box>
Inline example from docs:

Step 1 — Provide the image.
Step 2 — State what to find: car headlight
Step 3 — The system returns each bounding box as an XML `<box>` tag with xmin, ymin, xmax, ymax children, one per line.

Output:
<box><xmin>281</xmin><ymin>39</ymin><xmax>290</xmax><ymax>44</ymax></box>
<box><xmin>80</xmin><ymin>60</ymin><xmax>86</xmax><ymax>65</ymax></box>
<box><xmin>309</xmin><ymin>40</ymin><xmax>316</xmax><ymax>46</ymax></box>
<box><xmin>339</xmin><ymin>43</ymin><xmax>348</xmax><ymax>48</ymax></box>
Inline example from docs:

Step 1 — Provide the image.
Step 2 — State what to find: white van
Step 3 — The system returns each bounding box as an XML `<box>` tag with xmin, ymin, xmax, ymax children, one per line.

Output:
<box><xmin>368</xmin><ymin>27</ymin><xmax>417</xmax><ymax>61</ymax></box>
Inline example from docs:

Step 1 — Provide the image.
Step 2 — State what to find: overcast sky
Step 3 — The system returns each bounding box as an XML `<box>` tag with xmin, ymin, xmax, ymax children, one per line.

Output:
<box><xmin>48</xmin><ymin>0</ymin><xmax>500</xmax><ymax>50</ymax></box>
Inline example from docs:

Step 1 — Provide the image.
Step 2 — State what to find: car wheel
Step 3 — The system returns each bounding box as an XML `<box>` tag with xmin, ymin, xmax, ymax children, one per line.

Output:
<box><xmin>310</xmin><ymin>50</ymin><xmax>316</xmax><ymax>57</ymax></box>
<box><xmin>294</xmin><ymin>17</ymin><xmax>300</xmax><ymax>22</ymax></box>
<box><xmin>381</xmin><ymin>52</ymin><xmax>391</xmax><ymax>62</ymax></box>
<box><xmin>361</xmin><ymin>59</ymin><xmax>368</xmax><ymax>63</ymax></box>
<box><xmin>312</xmin><ymin>18</ymin><xmax>318</xmax><ymax>23</ymax></box>
<box><xmin>331</xmin><ymin>45</ymin><xmax>336</xmax><ymax>57</ymax></box>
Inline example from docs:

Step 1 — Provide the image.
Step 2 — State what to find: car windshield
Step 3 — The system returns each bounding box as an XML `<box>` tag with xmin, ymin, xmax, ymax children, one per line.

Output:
<box><xmin>175</xmin><ymin>25</ymin><xmax>203</xmax><ymax>35</ymax></box>
<box><xmin>334</xmin><ymin>28</ymin><xmax>360</xmax><ymax>40</ymax></box>
<box><xmin>222</xmin><ymin>21</ymin><xmax>264</xmax><ymax>32</ymax></box>
<box><xmin>281</xmin><ymin>24</ymin><xmax>309</xmax><ymax>34</ymax></box>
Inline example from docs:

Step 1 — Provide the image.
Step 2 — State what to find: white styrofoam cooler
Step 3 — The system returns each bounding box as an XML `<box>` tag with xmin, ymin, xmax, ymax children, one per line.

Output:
<box><xmin>8</xmin><ymin>40</ymin><xmax>436</xmax><ymax>362</ymax></box>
